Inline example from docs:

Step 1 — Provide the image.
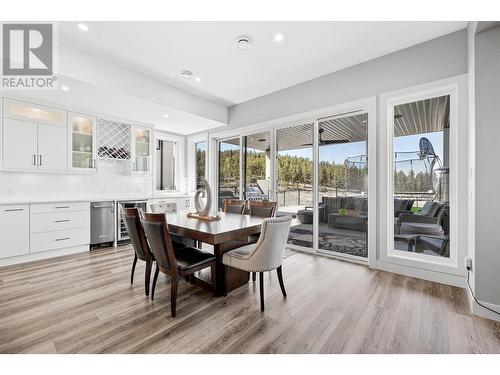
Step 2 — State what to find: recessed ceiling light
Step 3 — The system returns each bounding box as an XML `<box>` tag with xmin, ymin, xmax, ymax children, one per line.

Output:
<box><xmin>274</xmin><ymin>33</ymin><xmax>284</xmax><ymax>42</ymax></box>
<box><xmin>78</xmin><ymin>23</ymin><xmax>89</xmax><ymax>32</ymax></box>
<box><xmin>163</xmin><ymin>113</ymin><xmax>169</xmax><ymax>118</ymax></box>
<box><xmin>181</xmin><ymin>70</ymin><xmax>193</xmax><ymax>79</ymax></box>
<box><xmin>61</xmin><ymin>86</ymin><xmax>69</xmax><ymax>91</ymax></box>
<box><xmin>195</xmin><ymin>77</ymin><xmax>201</xmax><ymax>83</ymax></box>
<box><xmin>236</xmin><ymin>36</ymin><xmax>251</xmax><ymax>51</ymax></box>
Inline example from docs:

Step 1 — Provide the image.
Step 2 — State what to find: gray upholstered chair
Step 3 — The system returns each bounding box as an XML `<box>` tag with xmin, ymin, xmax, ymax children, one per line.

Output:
<box><xmin>395</xmin><ymin>201</ymin><xmax>445</xmax><ymax>235</ymax></box>
<box><xmin>222</xmin><ymin>216</ymin><xmax>292</xmax><ymax>311</ymax></box>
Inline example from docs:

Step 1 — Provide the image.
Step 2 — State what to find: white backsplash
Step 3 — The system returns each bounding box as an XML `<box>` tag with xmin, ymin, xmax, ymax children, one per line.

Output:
<box><xmin>0</xmin><ymin>171</ymin><xmax>153</xmax><ymax>201</ymax></box>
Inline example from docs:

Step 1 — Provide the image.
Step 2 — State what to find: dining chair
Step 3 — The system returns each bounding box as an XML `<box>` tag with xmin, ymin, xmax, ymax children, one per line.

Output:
<box><xmin>248</xmin><ymin>200</ymin><xmax>278</xmax><ymax>281</ymax></box>
<box><xmin>222</xmin><ymin>216</ymin><xmax>292</xmax><ymax>312</ymax></box>
<box><xmin>139</xmin><ymin>211</ymin><xmax>217</xmax><ymax>317</ymax></box>
<box><xmin>121</xmin><ymin>207</ymin><xmax>154</xmax><ymax>296</ymax></box>
<box><xmin>248</xmin><ymin>200</ymin><xmax>277</xmax><ymax>218</ymax></box>
<box><xmin>223</xmin><ymin>199</ymin><xmax>246</xmax><ymax>214</ymax></box>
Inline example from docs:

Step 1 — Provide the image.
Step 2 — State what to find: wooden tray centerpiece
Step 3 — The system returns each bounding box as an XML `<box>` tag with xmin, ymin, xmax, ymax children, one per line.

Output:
<box><xmin>187</xmin><ymin>212</ymin><xmax>221</xmax><ymax>221</ymax></box>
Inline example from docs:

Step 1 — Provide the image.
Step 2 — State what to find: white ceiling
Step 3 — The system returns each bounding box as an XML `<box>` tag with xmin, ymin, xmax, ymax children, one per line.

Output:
<box><xmin>59</xmin><ymin>21</ymin><xmax>467</xmax><ymax>106</ymax></box>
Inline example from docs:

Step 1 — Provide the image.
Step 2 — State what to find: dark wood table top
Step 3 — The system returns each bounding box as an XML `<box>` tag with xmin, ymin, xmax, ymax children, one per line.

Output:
<box><xmin>165</xmin><ymin>211</ymin><xmax>263</xmax><ymax>245</ymax></box>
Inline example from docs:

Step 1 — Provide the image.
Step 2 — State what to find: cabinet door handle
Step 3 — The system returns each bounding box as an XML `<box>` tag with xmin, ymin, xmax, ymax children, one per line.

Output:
<box><xmin>5</xmin><ymin>208</ymin><xmax>24</xmax><ymax>212</ymax></box>
<box><xmin>54</xmin><ymin>219</ymin><xmax>70</xmax><ymax>223</ymax></box>
<box><xmin>33</xmin><ymin>154</ymin><xmax>36</xmax><ymax>166</ymax></box>
<box><xmin>54</xmin><ymin>206</ymin><xmax>70</xmax><ymax>209</ymax></box>
<box><xmin>38</xmin><ymin>155</ymin><xmax>42</xmax><ymax>166</ymax></box>
<box><xmin>54</xmin><ymin>237</ymin><xmax>70</xmax><ymax>242</ymax></box>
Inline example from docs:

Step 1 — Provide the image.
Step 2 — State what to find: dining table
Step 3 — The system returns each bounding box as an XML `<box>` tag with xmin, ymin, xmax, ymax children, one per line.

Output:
<box><xmin>164</xmin><ymin>210</ymin><xmax>264</xmax><ymax>296</ymax></box>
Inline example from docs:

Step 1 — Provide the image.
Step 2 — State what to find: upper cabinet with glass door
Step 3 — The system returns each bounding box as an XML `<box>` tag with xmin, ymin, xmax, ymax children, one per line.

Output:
<box><xmin>131</xmin><ymin>126</ymin><xmax>152</xmax><ymax>175</ymax></box>
<box><xmin>68</xmin><ymin>112</ymin><xmax>96</xmax><ymax>172</ymax></box>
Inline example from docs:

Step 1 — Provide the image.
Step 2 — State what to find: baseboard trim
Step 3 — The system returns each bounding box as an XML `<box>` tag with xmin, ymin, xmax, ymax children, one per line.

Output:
<box><xmin>376</xmin><ymin>260</ymin><xmax>466</xmax><ymax>288</ymax></box>
<box><xmin>465</xmin><ymin>280</ymin><xmax>500</xmax><ymax>322</ymax></box>
<box><xmin>0</xmin><ymin>245</ymin><xmax>89</xmax><ymax>268</ymax></box>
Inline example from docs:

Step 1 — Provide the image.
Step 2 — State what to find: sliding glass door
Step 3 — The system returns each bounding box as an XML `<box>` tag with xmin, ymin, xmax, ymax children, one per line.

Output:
<box><xmin>276</xmin><ymin>123</ymin><xmax>314</xmax><ymax>250</ymax></box>
<box><xmin>317</xmin><ymin>113</ymin><xmax>369</xmax><ymax>259</ymax></box>
<box><xmin>218</xmin><ymin>137</ymin><xmax>240</xmax><ymax>210</ymax></box>
<box><xmin>243</xmin><ymin>132</ymin><xmax>271</xmax><ymax>201</ymax></box>
<box><xmin>214</xmin><ymin>101</ymin><xmax>374</xmax><ymax>262</ymax></box>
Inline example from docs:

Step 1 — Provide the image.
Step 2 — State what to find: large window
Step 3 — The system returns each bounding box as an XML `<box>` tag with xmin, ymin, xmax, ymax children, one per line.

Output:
<box><xmin>243</xmin><ymin>131</ymin><xmax>271</xmax><ymax>201</ymax></box>
<box><xmin>392</xmin><ymin>95</ymin><xmax>450</xmax><ymax>258</ymax></box>
<box><xmin>218</xmin><ymin>138</ymin><xmax>240</xmax><ymax>210</ymax></box>
<box><xmin>195</xmin><ymin>141</ymin><xmax>207</xmax><ymax>190</ymax></box>
<box><xmin>155</xmin><ymin>139</ymin><xmax>176</xmax><ymax>191</ymax></box>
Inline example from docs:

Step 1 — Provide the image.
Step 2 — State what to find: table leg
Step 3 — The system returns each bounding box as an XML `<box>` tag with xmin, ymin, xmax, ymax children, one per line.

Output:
<box><xmin>214</xmin><ymin>243</ymin><xmax>250</xmax><ymax>296</ymax></box>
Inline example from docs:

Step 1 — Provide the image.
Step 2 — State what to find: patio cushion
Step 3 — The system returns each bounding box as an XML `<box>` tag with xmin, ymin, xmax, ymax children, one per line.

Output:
<box><xmin>420</xmin><ymin>201</ymin><xmax>442</xmax><ymax>217</ymax></box>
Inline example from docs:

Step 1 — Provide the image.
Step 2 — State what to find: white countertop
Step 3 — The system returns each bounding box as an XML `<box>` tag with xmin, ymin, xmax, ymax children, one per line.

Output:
<box><xmin>0</xmin><ymin>193</ymin><xmax>194</xmax><ymax>205</ymax></box>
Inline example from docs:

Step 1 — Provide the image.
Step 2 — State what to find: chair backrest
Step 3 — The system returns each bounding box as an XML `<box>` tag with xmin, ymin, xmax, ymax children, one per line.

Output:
<box><xmin>150</xmin><ymin>202</ymin><xmax>177</xmax><ymax>213</ymax></box>
<box><xmin>420</xmin><ymin>201</ymin><xmax>444</xmax><ymax>218</ymax></box>
<box><xmin>248</xmin><ymin>216</ymin><xmax>292</xmax><ymax>271</ymax></box>
<box><xmin>223</xmin><ymin>199</ymin><xmax>246</xmax><ymax>214</ymax></box>
<box><xmin>249</xmin><ymin>200</ymin><xmax>277</xmax><ymax>218</ymax></box>
<box><xmin>139</xmin><ymin>211</ymin><xmax>177</xmax><ymax>272</ymax></box>
<box><xmin>121</xmin><ymin>207</ymin><xmax>152</xmax><ymax>262</ymax></box>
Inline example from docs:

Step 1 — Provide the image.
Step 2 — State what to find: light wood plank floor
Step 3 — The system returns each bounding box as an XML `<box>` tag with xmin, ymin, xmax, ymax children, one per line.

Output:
<box><xmin>0</xmin><ymin>245</ymin><xmax>499</xmax><ymax>354</ymax></box>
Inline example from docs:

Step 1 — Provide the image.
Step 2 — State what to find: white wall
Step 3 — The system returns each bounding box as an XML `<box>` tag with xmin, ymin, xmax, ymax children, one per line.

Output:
<box><xmin>227</xmin><ymin>30</ymin><xmax>467</xmax><ymax>129</ymax></box>
<box><xmin>474</xmin><ymin>25</ymin><xmax>500</xmax><ymax>308</ymax></box>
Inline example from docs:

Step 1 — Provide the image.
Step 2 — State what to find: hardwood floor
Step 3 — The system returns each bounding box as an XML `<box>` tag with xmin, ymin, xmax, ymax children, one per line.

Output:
<box><xmin>0</xmin><ymin>245</ymin><xmax>499</xmax><ymax>354</ymax></box>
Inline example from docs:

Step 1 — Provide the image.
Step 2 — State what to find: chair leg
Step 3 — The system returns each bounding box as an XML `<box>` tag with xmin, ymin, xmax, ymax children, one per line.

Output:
<box><xmin>170</xmin><ymin>274</ymin><xmax>179</xmax><ymax>317</ymax></box>
<box><xmin>145</xmin><ymin>260</ymin><xmax>152</xmax><ymax>297</ymax></box>
<box><xmin>151</xmin><ymin>263</ymin><xmax>160</xmax><ymax>301</ymax></box>
<box><xmin>259</xmin><ymin>272</ymin><xmax>265</xmax><ymax>312</ymax></box>
<box><xmin>210</xmin><ymin>264</ymin><xmax>217</xmax><ymax>295</ymax></box>
<box><xmin>130</xmin><ymin>253</ymin><xmax>138</xmax><ymax>284</ymax></box>
<box><xmin>252</xmin><ymin>272</ymin><xmax>256</xmax><ymax>282</ymax></box>
<box><xmin>277</xmin><ymin>266</ymin><xmax>287</xmax><ymax>297</ymax></box>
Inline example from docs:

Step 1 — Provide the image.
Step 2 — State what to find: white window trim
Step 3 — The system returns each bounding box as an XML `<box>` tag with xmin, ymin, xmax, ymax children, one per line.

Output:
<box><xmin>378</xmin><ymin>74</ymin><xmax>468</xmax><ymax>278</ymax></box>
<box><xmin>187</xmin><ymin>133</ymin><xmax>209</xmax><ymax>193</ymax></box>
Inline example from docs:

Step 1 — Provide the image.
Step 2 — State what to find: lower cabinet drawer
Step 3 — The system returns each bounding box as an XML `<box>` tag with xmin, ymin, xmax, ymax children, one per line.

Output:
<box><xmin>30</xmin><ymin>227</ymin><xmax>90</xmax><ymax>253</ymax></box>
<box><xmin>30</xmin><ymin>202</ymin><xmax>90</xmax><ymax>214</ymax></box>
<box><xmin>31</xmin><ymin>210</ymin><xmax>90</xmax><ymax>233</ymax></box>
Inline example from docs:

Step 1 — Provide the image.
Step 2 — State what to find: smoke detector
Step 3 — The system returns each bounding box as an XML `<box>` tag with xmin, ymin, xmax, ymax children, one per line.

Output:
<box><xmin>236</xmin><ymin>36</ymin><xmax>252</xmax><ymax>51</ymax></box>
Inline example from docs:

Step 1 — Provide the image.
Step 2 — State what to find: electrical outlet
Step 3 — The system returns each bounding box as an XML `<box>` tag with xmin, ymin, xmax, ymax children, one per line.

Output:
<box><xmin>8</xmin><ymin>186</ymin><xmax>15</xmax><ymax>196</ymax></box>
<box><xmin>465</xmin><ymin>257</ymin><xmax>473</xmax><ymax>270</ymax></box>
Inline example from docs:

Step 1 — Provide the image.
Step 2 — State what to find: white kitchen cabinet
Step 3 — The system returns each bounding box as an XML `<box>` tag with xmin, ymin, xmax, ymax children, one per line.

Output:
<box><xmin>0</xmin><ymin>205</ymin><xmax>30</xmax><ymax>259</ymax></box>
<box><xmin>37</xmin><ymin>123</ymin><xmax>68</xmax><ymax>171</ymax></box>
<box><xmin>3</xmin><ymin>119</ymin><xmax>38</xmax><ymax>170</ymax></box>
<box><xmin>2</xmin><ymin>118</ymin><xmax>67</xmax><ymax>172</ymax></box>
<box><xmin>68</xmin><ymin>112</ymin><xmax>96</xmax><ymax>172</ymax></box>
<box><xmin>131</xmin><ymin>126</ymin><xmax>152</xmax><ymax>175</ymax></box>
<box><xmin>30</xmin><ymin>202</ymin><xmax>90</xmax><ymax>254</ymax></box>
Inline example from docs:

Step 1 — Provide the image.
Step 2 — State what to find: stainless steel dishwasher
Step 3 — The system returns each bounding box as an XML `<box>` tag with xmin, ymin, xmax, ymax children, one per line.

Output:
<box><xmin>90</xmin><ymin>201</ymin><xmax>115</xmax><ymax>249</ymax></box>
